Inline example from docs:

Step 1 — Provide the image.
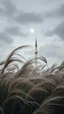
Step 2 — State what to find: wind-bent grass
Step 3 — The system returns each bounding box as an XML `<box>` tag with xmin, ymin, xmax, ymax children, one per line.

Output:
<box><xmin>0</xmin><ymin>45</ymin><xmax>64</xmax><ymax>114</ymax></box>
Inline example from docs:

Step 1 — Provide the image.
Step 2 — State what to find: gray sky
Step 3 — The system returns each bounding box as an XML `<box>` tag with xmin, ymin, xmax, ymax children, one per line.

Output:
<box><xmin>0</xmin><ymin>0</ymin><xmax>64</xmax><ymax>66</ymax></box>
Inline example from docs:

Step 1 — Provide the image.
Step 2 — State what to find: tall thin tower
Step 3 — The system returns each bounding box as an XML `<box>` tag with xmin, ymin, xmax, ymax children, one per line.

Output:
<box><xmin>35</xmin><ymin>38</ymin><xmax>38</xmax><ymax>68</ymax></box>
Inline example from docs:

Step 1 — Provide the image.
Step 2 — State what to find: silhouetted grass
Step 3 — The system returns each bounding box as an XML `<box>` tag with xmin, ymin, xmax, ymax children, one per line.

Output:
<box><xmin>0</xmin><ymin>45</ymin><xmax>64</xmax><ymax>114</ymax></box>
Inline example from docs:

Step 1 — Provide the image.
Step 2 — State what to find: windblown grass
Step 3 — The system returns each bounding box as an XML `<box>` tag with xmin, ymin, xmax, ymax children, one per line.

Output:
<box><xmin>0</xmin><ymin>45</ymin><xmax>64</xmax><ymax>114</ymax></box>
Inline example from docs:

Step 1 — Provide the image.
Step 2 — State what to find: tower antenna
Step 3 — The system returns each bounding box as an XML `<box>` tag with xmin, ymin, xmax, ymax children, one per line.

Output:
<box><xmin>35</xmin><ymin>38</ymin><xmax>38</xmax><ymax>68</ymax></box>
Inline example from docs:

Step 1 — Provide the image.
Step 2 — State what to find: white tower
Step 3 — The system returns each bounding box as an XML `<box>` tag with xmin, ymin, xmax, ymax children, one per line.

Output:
<box><xmin>35</xmin><ymin>38</ymin><xmax>38</xmax><ymax>68</ymax></box>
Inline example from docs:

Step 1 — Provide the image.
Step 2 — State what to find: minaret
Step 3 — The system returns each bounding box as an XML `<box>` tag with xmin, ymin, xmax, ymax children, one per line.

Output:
<box><xmin>35</xmin><ymin>38</ymin><xmax>38</xmax><ymax>68</ymax></box>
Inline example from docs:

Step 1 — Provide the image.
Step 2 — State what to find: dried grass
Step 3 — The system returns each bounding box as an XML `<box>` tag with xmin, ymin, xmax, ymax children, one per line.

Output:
<box><xmin>0</xmin><ymin>45</ymin><xmax>64</xmax><ymax>114</ymax></box>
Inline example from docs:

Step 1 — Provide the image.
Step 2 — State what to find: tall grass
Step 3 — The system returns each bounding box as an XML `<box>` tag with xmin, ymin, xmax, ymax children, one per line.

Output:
<box><xmin>0</xmin><ymin>45</ymin><xmax>64</xmax><ymax>114</ymax></box>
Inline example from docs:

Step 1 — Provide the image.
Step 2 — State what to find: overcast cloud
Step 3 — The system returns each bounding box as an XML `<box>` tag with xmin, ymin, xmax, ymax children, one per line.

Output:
<box><xmin>15</xmin><ymin>11</ymin><xmax>43</xmax><ymax>24</ymax></box>
<box><xmin>44</xmin><ymin>4</ymin><xmax>64</xmax><ymax>19</ymax></box>
<box><xmin>5</xmin><ymin>26</ymin><xmax>28</xmax><ymax>37</ymax></box>
<box><xmin>0</xmin><ymin>0</ymin><xmax>17</xmax><ymax>18</ymax></box>
<box><xmin>45</xmin><ymin>21</ymin><xmax>64</xmax><ymax>41</ymax></box>
<box><xmin>39</xmin><ymin>44</ymin><xmax>64</xmax><ymax>59</ymax></box>
<box><xmin>0</xmin><ymin>0</ymin><xmax>64</xmax><ymax>65</ymax></box>
<box><xmin>0</xmin><ymin>32</ymin><xmax>13</xmax><ymax>44</ymax></box>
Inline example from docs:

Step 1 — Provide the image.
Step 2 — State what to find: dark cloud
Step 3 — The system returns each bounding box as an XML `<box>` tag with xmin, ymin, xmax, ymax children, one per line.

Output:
<box><xmin>45</xmin><ymin>4</ymin><xmax>64</xmax><ymax>18</ymax></box>
<box><xmin>5</xmin><ymin>26</ymin><xmax>28</xmax><ymax>37</ymax></box>
<box><xmin>45</xmin><ymin>21</ymin><xmax>64</xmax><ymax>41</ymax></box>
<box><xmin>0</xmin><ymin>32</ymin><xmax>13</xmax><ymax>44</ymax></box>
<box><xmin>0</xmin><ymin>0</ymin><xmax>17</xmax><ymax>18</ymax></box>
<box><xmin>0</xmin><ymin>0</ymin><xmax>43</xmax><ymax>24</ymax></box>
<box><xmin>15</xmin><ymin>11</ymin><xmax>43</xmax><ymax>24</ymax></box>
<box><xmin>0</xmin><ymin>8</ymin><xmax>5</xmax><ymax>16</ymax></box>
<box><xmin>39</xmin><ymin>44</ymin><xmax>64</xmax><ymax>59</ymax></box>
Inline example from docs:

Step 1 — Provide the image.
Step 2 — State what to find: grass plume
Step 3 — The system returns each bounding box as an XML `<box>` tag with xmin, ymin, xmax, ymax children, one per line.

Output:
<box><xmin>0</xmin><ymin>45</ymin><xmax>64</xmax><ymax>114</ymax></box>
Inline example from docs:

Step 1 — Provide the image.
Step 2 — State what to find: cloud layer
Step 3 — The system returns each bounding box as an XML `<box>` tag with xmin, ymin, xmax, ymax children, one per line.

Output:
<box><xmin>15</xmin><ymin>11</ymin><xmax>43</xmax><ymax>24</ymax></box>
<box><xmin>0</xmin><ymin>0</ymin><xmax>64</xmax><ymax>65</ymax></box>
<box><xmin>44</xmin><ymin>4</ymin><xmax>64</xmax><ymax>19</ymax></box>
<box><xmin>45</xmin><ymin>21</ymin><xmax>64</xmax><ymax>41</ymax></box>
<box><xmin>0</xmin><ymin>0</ymin><xmax>17</xmax><ymax>18</ymax></box>
<box><xmin>5</xmin><ymin>26</ymin><xmax>28</xmax><ymax>37</ymax></box>
<box><xmin>0</xmin><ymin>32</ymin><xmax>13</xmax><ymax>44</ymax></box>
<box><xmin>39</xmin><ymin>44</ymin><xmax>64</xmax><ymax>59</ymax></box>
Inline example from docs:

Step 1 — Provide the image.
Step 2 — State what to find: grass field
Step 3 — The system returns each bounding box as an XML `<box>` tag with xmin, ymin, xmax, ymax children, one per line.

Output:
<box><xmin>0</xmin><ymin>45</ymin><xmax>64</xmax><ymax>114</ymax></box>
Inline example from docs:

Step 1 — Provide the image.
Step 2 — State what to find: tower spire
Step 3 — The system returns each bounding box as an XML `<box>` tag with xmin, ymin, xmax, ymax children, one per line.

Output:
<box><xmin>35</xmin><ymin>38</ymin><xmax>38</xmax><ymax>68</ymax></box>
<box><xmin>35</xmin><ymin>38</ymin><xmax>37</xmax><ymax>47</ymax></box>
